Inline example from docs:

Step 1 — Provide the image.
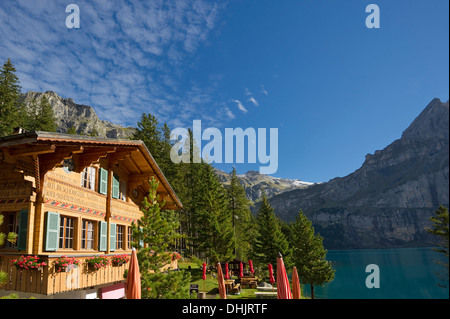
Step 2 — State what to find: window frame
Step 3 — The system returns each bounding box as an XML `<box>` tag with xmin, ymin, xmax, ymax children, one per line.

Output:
<box><xmin>81</xmin><ymin>166</ymin><xmax>97</xmax><ymax>191</ymax></box>
<box><xmin>0</xmin><ymin>212</ymin><xmax>19</xmax><ymax>249</ymax></box>
<box><xmin>59</xmin><ymin>215</ymin><xmax>75</xmax><ymax>250</ymax></box>
<box><xmin>81</xmin><ymin>219</ymin><xmax>96</xmax><ymax>250</ymax></box>
<box><xmin>116</xmin><ymin>224</ymin><xmax>124</xmax><ymax>250</ymax></box>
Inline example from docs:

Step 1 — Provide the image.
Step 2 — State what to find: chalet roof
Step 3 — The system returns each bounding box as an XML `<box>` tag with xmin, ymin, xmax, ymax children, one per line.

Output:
<box><xmin>0</xmin><ymin>131</ymin><xmax>182</xmax><ymax>209</ymax></box>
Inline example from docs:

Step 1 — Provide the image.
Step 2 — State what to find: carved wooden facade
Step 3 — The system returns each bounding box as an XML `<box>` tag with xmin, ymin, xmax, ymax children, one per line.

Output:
<box><xmin>0</xmin><ymin>131</ymin><xmax>181</xmax><ymax>298</ymax></box>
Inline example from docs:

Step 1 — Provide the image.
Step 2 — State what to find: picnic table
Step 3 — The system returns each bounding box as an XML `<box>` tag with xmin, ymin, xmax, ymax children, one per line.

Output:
<box><xmin>224</xmin><ymin>279</ymin><xmax>235</xmax><ymax>291</ymax></box>
<box><xmin>240</xmin><ymin>277</ymin><xmax>258</xmax><ymax>289</ymax></box>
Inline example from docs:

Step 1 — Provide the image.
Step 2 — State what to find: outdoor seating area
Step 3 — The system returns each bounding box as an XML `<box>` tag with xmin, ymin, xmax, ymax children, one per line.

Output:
<box><xmin>240</xmin><ymin>276</ymin><xmax>258</xmax><ymax>289</ymax></box>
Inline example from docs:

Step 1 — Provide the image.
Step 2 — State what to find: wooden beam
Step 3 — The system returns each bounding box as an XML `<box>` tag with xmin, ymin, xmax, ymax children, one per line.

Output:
<box><xmin>8</xmin><ymin>144</ymin><xmax>56</xmax><ymax>157</ymax></box>
<box><xmin>72</xmin><ymin>147</ymin><xmax>117</xmax><ymax>172</ymax></box>
<box><xmin>107</xmin><ymin>149</ymin><xmax>137</xmax><ymax>166</ymax></box>
<box><xmin>124</xmin><ymin>154</ymin><xmax>141</xmax><ymax>174</ymax></box>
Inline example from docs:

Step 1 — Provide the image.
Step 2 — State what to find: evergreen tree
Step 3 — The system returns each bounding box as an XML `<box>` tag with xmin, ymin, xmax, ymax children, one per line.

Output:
<box><xmin>291</xmin><ymin>210</ymin><xmax>335</xmax><ymax>299</ymax></box>
<box><xmin>67</xmin><ymin>125</ymin><xmax>77</xmax><ymax>135</ymax></box>
<box><xmin>132</xmin><ymin>113</ymin><xmax>178</xmax><ymax>187</ymax></box>
<box><xmin>0</xmin><ymin>58</ymin><xmax>24</xmax><ymax>136</ymax></box>
<box><xmin>426</xmin><ymin>205</ymin><xmax>449</xmax><ymax>287</ymax></box>
<box><xmin>132</xmin><ymin>113</ymin><xmax>162</xmax><ymax>161</ymax></box>
<box><xmin>35</xmin><ymin>96</ymin><xmax>57</xmax><ymax>132</ymax></box>
<box><xmin>89</xmin><ymin>128</ymin><xmax>99</xmax><ymax>137</ymax></box>
<box><xmin>131</xmin><ymin>177</ymin><xmax>191</xmax><ymax>299</ymax></box>
<box><xmin>252</xmin><ymin>193</ymin><xmax>291</xmax><ymax>267</ymax></box>
<box><xmin>191</xmin><ymin>163</ymin><xmax>235</xmax><ymax>263</ymax></box>
<box><xmin>225</xmin><ymin>167</ymin><xmax>254</xmax><ymax>260</ymax></box>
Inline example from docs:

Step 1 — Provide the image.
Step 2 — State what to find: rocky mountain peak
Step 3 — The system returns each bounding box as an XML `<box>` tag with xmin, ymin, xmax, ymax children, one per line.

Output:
<box><xmin>20</xmin><ymin>91</ymin><xmax>135</xmax><ymax>139</ymax></box>
<box><xmin>261</xmin><ymin>98</ymin><xmax>449</xmax><ymax>249</ymax></box>
<box><xmin>401</xmin><ymin>98</ymin><xmax>449</xmax><ymax>140</ymax></box>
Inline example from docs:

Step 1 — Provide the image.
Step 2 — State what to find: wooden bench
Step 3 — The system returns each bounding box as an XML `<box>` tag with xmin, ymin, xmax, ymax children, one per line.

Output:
<box><xmin>257</xmin><ymin>286</ymin><xmax>276</xmax><ymax>292</ymax></box>
<box><xmin>254</xmin><ymin>291</ymin><xmax>277</xmax><ymax>299</ymax></box>
<box><xmin>230</xmin><ymin>283</ymin><xmax>241</xmax><ymax>294</ymax></box>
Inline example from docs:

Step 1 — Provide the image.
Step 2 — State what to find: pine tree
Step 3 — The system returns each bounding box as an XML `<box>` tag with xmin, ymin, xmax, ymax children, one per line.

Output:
<box><xmin>0</xmin><ymin>58</ymin><xmax>24</xmax><ymax>136</ymax></box>
<box><xmin>426</xmin><ymin>205</ymin><xmax>449</xmax><ymax>287</ymax></box>
<box><xmin>252</xmin><ymin>193</ymin><xmax>291</xmax><ymax>267</ymax></box>
<box><xmin>130</xmin><ymin>177</ymin><xmax>191</xmax><ymax>299</ymax></box>
<box><xmin>132</xmin><ymin>113</ymin><xmax>179</xmax><ymax>187</ymax></box>
<box><xmin>89</xmin><ymin>128</ymin><xmax>98</xmax><ymax>137</ymax></box>
<box><xmin>291</xmin><ymin>210</ymin><xmax>335</xmax><ymax>299</ymax></box>
<box><xmin>225</xmin><ymin>167</ymin><xmax>254</xmax><ymax>260</ymax></box>
<box><xmin>36</xmin><ymin>96</ymin><xmax>57</xmax><ymax>132</ymax></box>
<box><xmin>191</xmin><ymin>163</ymin><xmax>235</xmax><ymax>263</ymax></box>
<box><xmin>67</xmin><ymin>125</ymin><xmax>77</xmax><ymax>135</ymax></box>
<box><xmin>132</xmin><ymin>113</ymin><xmax>163</xmax><ymax>162</ymax></box>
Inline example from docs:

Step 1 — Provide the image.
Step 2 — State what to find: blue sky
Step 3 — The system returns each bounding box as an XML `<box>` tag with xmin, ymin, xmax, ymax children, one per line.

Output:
<box><xmin>0</xmin><ymin>0</ymin><xmax>448</xmax><ymax>183</ymax></box>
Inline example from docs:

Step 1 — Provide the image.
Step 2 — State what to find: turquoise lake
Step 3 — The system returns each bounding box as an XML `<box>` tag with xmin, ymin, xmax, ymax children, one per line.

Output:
<box><xmin>302</xmin><ymin>247</ymin><xmax>449</xmax><ymax>299</ymax></box>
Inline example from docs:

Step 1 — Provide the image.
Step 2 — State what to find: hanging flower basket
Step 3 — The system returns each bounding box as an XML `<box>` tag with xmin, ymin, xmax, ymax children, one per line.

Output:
<box><xmin>86</xmin><ymin>255</ymin><xmax>110</xmax><ymax>271</ymax></box>
<box><xmin>54</xmin><ymin>256</ymin><xmax>80</xmax><ymax>272</ymax></box>
<box><xmin>111</xmin><ymin>254</ymin><xmax>130</xmax><ymax>266</ymax></box>
<box><xmin>11</xmin><ymin>255</ymin><xmax>47</xmax><ymax>270</ymax></box>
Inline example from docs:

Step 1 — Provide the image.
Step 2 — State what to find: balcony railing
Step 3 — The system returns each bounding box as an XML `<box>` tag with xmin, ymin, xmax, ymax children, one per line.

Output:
<box><xmin>0</xmin><ymin>254</ymin><xmax>129</xmax><ymax>295</ymax></box>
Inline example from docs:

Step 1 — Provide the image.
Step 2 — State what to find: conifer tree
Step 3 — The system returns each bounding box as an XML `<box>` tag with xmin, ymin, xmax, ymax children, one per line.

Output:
<box><xmin>191</xmin><ymin>163</ymin><xmax>235</xmax><ymax>263</ymax></box>
<box><xmin>252</xmin><ymin>193</ymin><xmax>291</xmax><ymax>267</ymax></box>
<box><xmin>35</xmin><ymin>96</ymin><xmax>57</xmax><ymax>132</ymax></box>
<box><xmin>225</xmin><ymin>167</ymin><xmax>254</xmax><ymax>260</ymax></box>
<box><xmin>131</xmin><ymin>177</ymin><xmax>190</xmax><ymax>299</ymax></box>
<box><xmin>291</xmin><ymin>210</ymin><xmax>335</xmax><ymax>299</ymax></box>
<box><xmin>67</xmin><ymin>125</ymin><xmax>77</xmax><ymax>135</ymax></box>
<box><xmin>0</xmin><ymin>58</ymin><xmax>24</xmax><ymax>136</ymax></box>
<box><xmin>426</xmin><ymin>205</ymin><xmax>449</xmax><ymax>287</ymax></box>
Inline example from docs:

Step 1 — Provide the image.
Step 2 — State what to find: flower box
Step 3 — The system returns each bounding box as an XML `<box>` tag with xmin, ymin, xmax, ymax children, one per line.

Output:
<box><xmin>11</xmin><ymin>255</ymin><xmax>47</xmax><ymax>270</ymax></box>
<box><xmin>86</xmin><ymin>255</ymin><xmax>110</xmax><ymax>271</ymax></box>
<box><xmin>111</xmin><ymin>254</ymin><xmax>130</xmax><ymax>266</ymax></box>
<box><xmin>54</xmin><ymin>256</ymin><xmax>80</xmax><ymax>273</ymax></box>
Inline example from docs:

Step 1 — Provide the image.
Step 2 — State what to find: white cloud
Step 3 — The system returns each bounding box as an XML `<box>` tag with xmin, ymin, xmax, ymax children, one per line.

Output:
<box><xmin>232</xmin><ymin>99</ymin><xmax>248</xmax><ymax>113</ymax></box>
<box><xmin>0</xmin><ymin>0</ymin><xmax>227</xmax><ymax>128</ymax></box>
<box><xmin>248</xmin><ymin>96</ymin><xmax>259</xmax><ymax>106</ymax></box>
<box><xmin>261</xmin><ymin>84</ymin><xmax>269</xmax><ymax>96</ymax></box>
<box><xmin>224</xmin><ymin>106</ymin><xmax>235</xmax><ymax>119</ymax></box>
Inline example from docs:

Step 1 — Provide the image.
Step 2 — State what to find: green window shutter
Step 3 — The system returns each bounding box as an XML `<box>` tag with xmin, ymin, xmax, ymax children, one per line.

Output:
<box><xmin>110</xmin><ymin>223</ymin><xmax>116</xmax><ymax>252</ymax></box>
<box><xmin>98</xmin><ymin>168</ymin><xmax>108</xmax><ymax>195</ymax></box>
<box><xmin>17</xmin><ymin>209</ymin><xmax>28</xmax><ymax>251</ymax></box>
<box><xmin>45</xmin><ymin>211</ymin><xmax>60</xmax><ymax>251</ymax></box>
<box><xmin>112</xmin><ymin>174</ymin><xmax>119</xmax><ymax>199</ymax></box>
<box><xmin>99</xmin><ymin>221</ymin><xmax>107</xmax><ymax>251</ymax></box>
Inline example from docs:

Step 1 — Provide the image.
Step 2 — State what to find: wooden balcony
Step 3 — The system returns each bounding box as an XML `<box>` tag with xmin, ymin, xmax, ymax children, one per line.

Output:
<box><xmin>0</xmin><ymin>254</ymin><xmax>129</xmax><ymax>296</ymax></box>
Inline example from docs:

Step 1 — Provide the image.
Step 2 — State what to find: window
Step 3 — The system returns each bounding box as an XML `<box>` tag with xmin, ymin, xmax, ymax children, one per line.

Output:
<box><xmin>117</xmin><ymin>225</ymin><xmax>124</xmax><ymax>249</ymax></box>
<box><xmin>59</xmin><ymin>216</ymin><xmax>75</xmax><ymax>249</ymax></box>
<box><xmin>1</xmin><ymin>212</ymin><xmax>19</xmax><ymax>248</ymax></box>
<box><xmin>119</xmin><ymin>180</ymin><xmax>127</xmax><ymax>201</ymax></box>
<box><xmin>81</xmin><ymin>220</ymin><xmax>95</xmax><ymax>249</ymax></box>
<box><xmin>81</xmin><ymin>166</ymin><xmax>97</xmax><ymax>190</ymax></box>
<box><xmin>127</xmin><ymin>227</ymin><xmax>133</xmax><ymax>249</ymax></box>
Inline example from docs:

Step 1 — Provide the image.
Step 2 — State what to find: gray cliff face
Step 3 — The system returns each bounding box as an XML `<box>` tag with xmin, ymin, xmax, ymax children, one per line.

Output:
<box><xmin>21</xmin><ymin>91</ymin><xmax>135</xmax><ymax>138</ymax></box>
<box><xmin>262</xmin><ymin>98</ymin><xmax>449</xmax><ymax>249</ymax></box>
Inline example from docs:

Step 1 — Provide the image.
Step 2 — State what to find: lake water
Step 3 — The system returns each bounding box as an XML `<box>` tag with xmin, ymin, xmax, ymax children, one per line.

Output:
<box><xmin>302</xmin><ymin>247</ymin><xmax>449</xmax><ymax>299</ymax></box>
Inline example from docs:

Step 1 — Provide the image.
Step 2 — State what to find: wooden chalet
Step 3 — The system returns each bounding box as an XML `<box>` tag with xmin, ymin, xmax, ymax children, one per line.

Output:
<box><xmin>0</xmin><ymin>130</ymin><xmax>182</xmax><ymax>298</ymax></box>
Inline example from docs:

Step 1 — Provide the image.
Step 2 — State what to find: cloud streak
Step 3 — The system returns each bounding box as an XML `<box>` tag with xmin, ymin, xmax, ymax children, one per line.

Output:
<box><xmin>232</xmin><ymin>99</ymin><xmax>248</xmax><ymax>113</ymax></box>
<box><xmin>0</xmin><ymin>0</ymin><xmax>228</xmax><ymax>129</ymax></box>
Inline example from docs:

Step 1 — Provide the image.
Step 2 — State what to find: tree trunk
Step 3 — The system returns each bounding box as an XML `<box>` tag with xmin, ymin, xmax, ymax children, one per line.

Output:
<box><xmin>310</xmin><ymin>284</ymin><xmax>315</xmax><ymax>299</ymax></box>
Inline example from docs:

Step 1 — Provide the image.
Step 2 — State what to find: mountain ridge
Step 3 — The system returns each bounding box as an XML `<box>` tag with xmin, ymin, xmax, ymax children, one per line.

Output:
<box><xmin>260</xmin><ymin>98</ymin><xmax>449</xmax><ymax>249</ymax></box>
<box><xmin>20</xmin><ymin>91</ymin><xmax>135</xmax><ymax>138</ymax></box>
